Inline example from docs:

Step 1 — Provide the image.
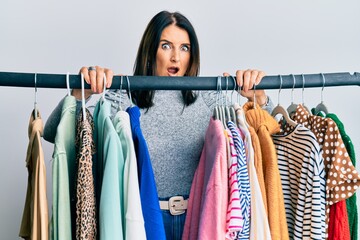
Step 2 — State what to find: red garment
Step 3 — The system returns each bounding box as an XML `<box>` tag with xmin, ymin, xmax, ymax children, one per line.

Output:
<box><xmin>328</xmin><ymin>200</ymin><xmax>350</xmax><ymax>240</ymax></box>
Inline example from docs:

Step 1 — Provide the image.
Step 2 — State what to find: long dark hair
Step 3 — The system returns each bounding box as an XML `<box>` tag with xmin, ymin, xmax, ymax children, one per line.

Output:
<box><xmin>132</xmin><ymin>11</ymin><xmax>200</xmax><ymax>109</ymax></box>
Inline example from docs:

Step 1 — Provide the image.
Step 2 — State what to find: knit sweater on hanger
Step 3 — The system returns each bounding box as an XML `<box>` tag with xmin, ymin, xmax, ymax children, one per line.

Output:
<box><xmin>242</xmin><ymin>102</ymin><xmax>289</xmax><ymax>240</ymax></box>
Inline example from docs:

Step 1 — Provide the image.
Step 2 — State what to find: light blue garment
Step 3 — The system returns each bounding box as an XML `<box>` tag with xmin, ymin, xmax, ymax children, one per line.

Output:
<box><xmin>50</xmin><ymin>96</ymin><xmax>76</xmax><ymax>240</ymax></box>
<box><xmin>113</xmin><ymin>110</ymin><xmax>146</xmax><ymax>239</ymax></box>
<box><xmin>93</xmin><ymin>99</ymin><xmax>125</xmax><ymax>239</ymax></box>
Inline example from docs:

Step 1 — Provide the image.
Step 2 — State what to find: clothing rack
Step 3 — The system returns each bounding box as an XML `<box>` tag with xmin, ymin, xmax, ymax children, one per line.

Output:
<box><xmin>0</xmin><ymin>71</ymin><xmax>359</xmax><ymax>90</ymax></box>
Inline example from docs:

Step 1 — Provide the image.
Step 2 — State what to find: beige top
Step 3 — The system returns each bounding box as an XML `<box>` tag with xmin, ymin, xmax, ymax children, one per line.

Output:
<box><xmin>19</xmin><ymin>110</ymin><xmax>49</xmax><ymax>240</ymax></box>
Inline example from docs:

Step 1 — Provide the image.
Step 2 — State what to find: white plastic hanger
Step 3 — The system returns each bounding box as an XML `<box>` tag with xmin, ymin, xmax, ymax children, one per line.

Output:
<box><xmin>34</xmin><ymin>73</ymin><xmax>38</xmax><ymax>119</ymax></box>
<box><xmin>101</xmin><ymin>73</ymin><xmax>107</xmax><ymax>101</ymax></box>
<box><xmin>313</xmin><ymin>73</ymin><xmax>329</xmax><ymax>115</ymax></box>
<box><xmin>80</xmin><ymin>73</ymin><xmax>87</xmax><ymax>120</ymax></box>
<box><xmin>231</xmin><ymin>75</ymin><xmax>250</xmax><ymax>129</ymax></box>
<box><xmin>66</xmin><ymin>72</ymin><xmax>71</xmax><ymax>96</ymax></box>
<box><xmin>286</xmin><ymin>74</ymin><xmax>298</xmax><ymax>115</ymax></box>
<box><xmin>117</xmin><ymin>75</ymin><xmax>124</xmax><ymax>111</ymax></box>
<box><xmin>271</xmin><ymin>75</ymin><xmax>297</xmax><ymax>127</ymax></box>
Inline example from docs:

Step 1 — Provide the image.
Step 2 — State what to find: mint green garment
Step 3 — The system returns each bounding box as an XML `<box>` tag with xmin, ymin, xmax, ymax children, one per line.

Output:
<box><xmin>313</xmin><ymin>109</ymin><xmax>358</xmax><ymax>240</ymax></box>
<box><xmin>93</xmin><ymin>99</ymin><xmax>125</xmax><ymax>239</ymax></box>
<box><xmin>113</xmin><ymin>111</ymin><xmax>146</xmax><ymax>240</ymax></box>
<box><xmin>50</xmin><ymin>96</ymin><xmax>76</xmax><ymax>240</ymax></box>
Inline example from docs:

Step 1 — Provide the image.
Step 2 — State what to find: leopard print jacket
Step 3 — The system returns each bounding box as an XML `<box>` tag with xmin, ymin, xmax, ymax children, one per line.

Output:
<box><xmin>75</xmin><ymin>108</ymin><xmax>97</xmax><ymax>240</ymax></box>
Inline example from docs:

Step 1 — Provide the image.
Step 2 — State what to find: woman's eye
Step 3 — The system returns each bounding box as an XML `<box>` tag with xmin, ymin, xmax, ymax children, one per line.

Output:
<box><xmin>181</xmin><ymin>45</ymin><xmax>190</xmax><ymax>52</ymax></box>
<box><xmin>162</xmin><ymin>43</ymin><xmax>171</xmax><ymax>50</ymax></box>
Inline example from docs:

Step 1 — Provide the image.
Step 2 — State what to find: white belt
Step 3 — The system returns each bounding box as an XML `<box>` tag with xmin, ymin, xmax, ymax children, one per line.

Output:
<box><xmin>159</xmin><ymin>196</ymin><xmax>188</xmax><ymax>215</ymax></box>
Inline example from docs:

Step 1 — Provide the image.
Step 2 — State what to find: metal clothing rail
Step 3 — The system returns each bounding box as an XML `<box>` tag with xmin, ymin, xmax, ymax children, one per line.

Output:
<box><xmin>0</xmin><ymin>71</ymin><xmax>359</xmax><ymax>90</ymax></box>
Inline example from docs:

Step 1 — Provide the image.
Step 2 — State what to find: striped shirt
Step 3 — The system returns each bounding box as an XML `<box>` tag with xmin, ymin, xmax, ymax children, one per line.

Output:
<box><xmin>225</xmin><ymin>129</ymin><xmax>244</xmax><ymax>239</ymax></box>
<box><xmin>228</xmin><ymin>121</ymin><xmax>251</xmax><ymax>239</ymax></box>
<box><xmin>272</xmin><ymin>124</ymin><xmax>326</xmax><ymax>240</ymax></box>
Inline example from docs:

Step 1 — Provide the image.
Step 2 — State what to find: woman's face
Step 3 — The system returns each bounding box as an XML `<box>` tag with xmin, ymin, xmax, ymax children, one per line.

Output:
<box><xmin>155</xmin><ymin>24</ymin><xmax>191</xmax><ymax>76</ymax></box>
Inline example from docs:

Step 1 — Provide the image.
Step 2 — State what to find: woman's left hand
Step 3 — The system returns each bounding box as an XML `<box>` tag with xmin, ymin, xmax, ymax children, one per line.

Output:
<box><xmin>223</xmin><ymin>69</ymin><xmax>267</xmax><ymax>106</ymax></box>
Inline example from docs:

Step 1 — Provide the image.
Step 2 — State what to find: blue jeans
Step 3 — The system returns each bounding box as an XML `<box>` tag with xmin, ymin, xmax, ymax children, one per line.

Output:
<box><xmin>160</xmin><ymin>196</ymin><xmax>188</xmax><ymax>240</ymax></box>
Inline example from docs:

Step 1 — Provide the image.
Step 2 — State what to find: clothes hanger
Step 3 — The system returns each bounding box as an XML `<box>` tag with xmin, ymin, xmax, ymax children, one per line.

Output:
<box><xmin>213</xmin><ymin>76</ymin><xmax>227</xmax><ymax>128</ymax></box>
<box><xmin>101</xmin><ymin>73</ymin><xmax>107</xmax><ymax>102</ymax></box>
<box><xmin>212</xmin><ymin>76</ymin><xmax>220</xmax><ymax>121</ymax></box>
<box><xmin>229</xmin><ymin>76</ymin><xmax>237</xmax><ymax>123</ymax></box>
<box><xmin>125</xmin><ymin>75</ymin><xmax>135</xmax><ymax>107</ymax></box>
<box><xmin>301</xmin><ymin>74</ymin><xmax>312</xmax><ymax>115</ymax></box>
<box><xmin>232</xmin><ymin>75</ymin><xmax>250</xmax><ymax>129</ymax></box>
<box><xmin>224</xmin><ymin>76</ymin><xmax>232</xmax><ymax>123</ymax></box>
<box><xmin>271</xmin><ymin>75</ymin><xmax>297</xmax><ymax>127</ymax></box>
<box><xmin>286</xmin><ymin>74</ymin><xmax>298</xmax><ymax>116</ymax></box>
<box><xmin>66</xmin><ymin>72</ymin><xmax>71</xmax><ymax>96</ymax></box>
<box><xmin>313</xmin><ymin>73</ymin><xmax>329</xmax><ymax>115</ymax></box>
<box><xmin>219</xmin><ymin>77</ymin><xmax>227</xmax><ymax>128</ymax></box>
<box><xmin>80</xmin><ymin>73</ymin><xmax>87</xmax><ymax>120</ymax></box>
<box><xmin>33</xmin><ymin>73</ymin><xmax>38</xmax><ymax>119</ymax></box>
<box><xmin>253</xmin><ymin>82</ymin><xmax>257</xmax><ymax>109</ymax></box>
<box><xmin>117</xmin><ymin>76</ymin><xmax>124</xmax><ymax>111</ymax></box>
<box><xmin>235</xmin><ymin>75</ymin><xmax>242</xmax><ymax>107</ymax></box>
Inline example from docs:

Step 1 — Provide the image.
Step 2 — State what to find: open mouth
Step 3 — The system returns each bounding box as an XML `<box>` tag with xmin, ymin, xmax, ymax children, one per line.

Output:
<box><xmin>167</xmin><ymin>67</ymin><xmax>179</xmax><ymax>75</ymax></box>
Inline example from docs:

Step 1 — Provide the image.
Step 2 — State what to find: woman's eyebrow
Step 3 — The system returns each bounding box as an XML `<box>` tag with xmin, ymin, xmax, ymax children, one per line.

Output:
<box><xmin>159</xmin><ymin>39</ymin><xmax>172</xmax><ymax>43</ymax></box>
<box><xmin>160</xmin><ymin>39</ymin><xmax>190</xmax><ymax>45</ymax></box>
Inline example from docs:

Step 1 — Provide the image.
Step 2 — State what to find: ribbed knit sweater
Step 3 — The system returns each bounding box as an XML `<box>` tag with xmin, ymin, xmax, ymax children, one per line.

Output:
<box><xmin>242</xmin><ymin>102</ymin><xmax>289</xmax><ymax>240</ymax></box>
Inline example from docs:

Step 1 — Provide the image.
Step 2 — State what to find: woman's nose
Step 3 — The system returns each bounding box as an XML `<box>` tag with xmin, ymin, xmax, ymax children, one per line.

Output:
<box><xmin>171</xmin><ymin>50</ymin><xmax>180</xmax><ymax>63</ymax></box>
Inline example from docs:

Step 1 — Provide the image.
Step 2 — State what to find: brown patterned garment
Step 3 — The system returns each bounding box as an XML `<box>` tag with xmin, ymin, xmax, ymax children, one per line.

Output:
<box><xmin>280</xmin><ymin>104</ymin><xmax>360</xmax><ymax>236</ymax></box>
<box><xmin>75</xmin><ymin>108</ymin><xmax>97</xmax><ymax>240</ymax></box>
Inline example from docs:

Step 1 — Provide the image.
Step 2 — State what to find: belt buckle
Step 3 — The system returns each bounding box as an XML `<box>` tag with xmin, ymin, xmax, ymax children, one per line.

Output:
<box><xmin>168</xmin><ymin>196</ymin><xmax>186</xmax><ymax>216</ymax></box>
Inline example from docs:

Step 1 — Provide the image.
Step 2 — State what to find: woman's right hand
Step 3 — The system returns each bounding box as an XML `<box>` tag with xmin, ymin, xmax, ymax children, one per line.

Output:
<box><xmin>72</xmin><ymin>66</ymin><xmax>114</xmax><ymax>100</ymax></box>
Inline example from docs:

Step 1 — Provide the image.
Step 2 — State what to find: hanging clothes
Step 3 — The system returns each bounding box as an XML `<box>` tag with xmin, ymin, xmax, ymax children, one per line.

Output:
<box><xmin>50</xmin><ymin>96</ymin><xmax>77</xmax><ymax>240</ymax></box>
<box><xmin>311</xmin><ymin>111</ymin><xmax>353</xmax><ymax>240</ymax></box>
<box><xmin>112</xmin><ymin>110</ymin><xmax>146</xmax><ymax>239</ymax></box>
<box><xmin>314</xmin><ymin>111</ymin><xmax>358</xmax><ymax>240</ymax></box>
<box><xmin>224</xmin><ymin>128</ymin><xmax>244</xmax><ymax>239</ymax></box>
<box><xmin>227</xmin><ymin>121</ymin><xmax>251</xmax><ymax>239</ymax></box>
<box><xmin>182</xmin><ymin>118</ymin><xmax>228</xmax><ymax>240</ymax></box>
<box><xmin>327</xmin><ymin>200</ymin><xmax>350</xmax><ymax>240</ymax></box>
<box><xmin>242</xmin><ymin>102</ymin><xmax>289</xmax><ymax>240</ymax></box>
<box><xmin>75</xmin><ymin>108</ymin><xmax>97</xmax><ymax>240</ymax></box>
<box><xmin>19</xmin><ymin>110</ymin><xmax>49</xmax><ymax>240</ymax></box>
<box><xmin>234</xmin><ymin>103</ymin><xmax>271</xmax><ymax>240</ymax></box>
<box><xmin>272</xmin><ymin>124</ymin><xmax>326</xmax><ymax>239</ymax></box>
<box><xmin>281</xmin><ymin>105</ymin><xmax>360</xmax><ymax>237</ymax></box>
<box><xmin>93</xmin><ymin>99</ymin><xmax>124</xmax><ymax>239</ymax></box>
<box><xmin>235</xmin><ymin>104</ymin><xmax>268</xmax><ymax>212</ymax></box>
<box><xmin>126</xmin><ymin>105</ymin><xmax>166</xmax><ymax>240</ymax></box>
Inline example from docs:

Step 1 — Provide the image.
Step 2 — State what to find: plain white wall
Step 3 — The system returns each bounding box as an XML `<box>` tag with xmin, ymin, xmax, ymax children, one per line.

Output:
<box><xmin>1</xmin><ymin>0</ymin><xmax>359</xmax><ymax>238</ymax></box>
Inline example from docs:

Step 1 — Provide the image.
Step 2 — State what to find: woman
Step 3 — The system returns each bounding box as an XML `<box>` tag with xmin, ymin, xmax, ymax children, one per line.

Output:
<box><xmin>44</xmin><ymin>10</ymin><xmax>271</xmax><ymax>240</ymax></box>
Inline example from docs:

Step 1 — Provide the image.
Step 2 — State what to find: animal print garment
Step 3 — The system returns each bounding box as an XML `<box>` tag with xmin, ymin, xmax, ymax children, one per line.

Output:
<box><xmin>75</xmin><ymin>108</ymin><xmax>97</xmax><ymax>240</ymax></box>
